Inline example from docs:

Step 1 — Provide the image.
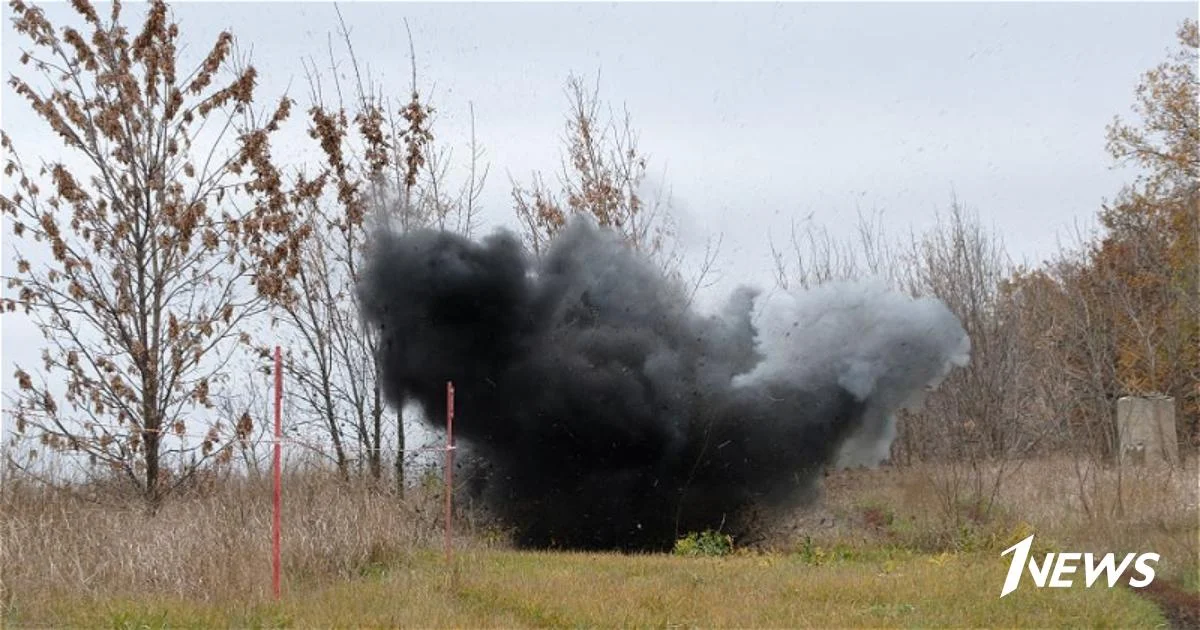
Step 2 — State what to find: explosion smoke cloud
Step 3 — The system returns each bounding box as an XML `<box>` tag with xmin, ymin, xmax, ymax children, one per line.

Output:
<box><xmin>359</xmin><ymin>220</ymin><xmax>969</xmax><ymax>550</ymax></box>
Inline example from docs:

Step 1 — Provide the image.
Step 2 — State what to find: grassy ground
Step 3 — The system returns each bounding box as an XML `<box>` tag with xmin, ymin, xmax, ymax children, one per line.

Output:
<box><xmin>6</xmin><ymin>549</ymin><xmax>1165</xmax><ymax>628</ymax></box>
<box><xmin>2</xmin><ymin>456</ymin><xmax>1195</xmax><ymax>628</ymax></box>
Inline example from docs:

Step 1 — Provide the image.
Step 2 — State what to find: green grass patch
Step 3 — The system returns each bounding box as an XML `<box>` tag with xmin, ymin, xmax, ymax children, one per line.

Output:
<box><xmin>7</xmin><ymin>549</ymin><xmax>1164</xmax><ymax>628</ymax></box>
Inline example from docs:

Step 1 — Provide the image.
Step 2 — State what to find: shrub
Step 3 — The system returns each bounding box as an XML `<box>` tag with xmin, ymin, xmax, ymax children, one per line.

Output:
<box><xmin>673</xmin><ymin>530</ymin><xmax>734</xmax><ymax>557</ymax></box>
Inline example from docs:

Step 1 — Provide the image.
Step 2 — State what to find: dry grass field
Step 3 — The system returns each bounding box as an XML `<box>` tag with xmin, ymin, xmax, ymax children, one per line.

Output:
<box><xmin>1</xmin><ymin>456</ymin><xmax>1195</xmax><ymax>628</ymax></box>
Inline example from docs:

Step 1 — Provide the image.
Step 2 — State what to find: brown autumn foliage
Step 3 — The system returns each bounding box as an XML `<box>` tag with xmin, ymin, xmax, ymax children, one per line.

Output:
<box><xmin>269</xmin><ymin>18</ymin><xmax>432</xmax><ymax>485</ymax></box>
<box><xmin>1</xmin><ymin>0</ymin><xmax>304</xmax><ymax>507</ymax></box>
<box><xmin>1099</xmin><ymin>18</ymin><xmax>1198</xmax><ymax>434</ymax></box>
<box><xmin>1005</xmin><ymin>18</ymin><xmax>1199</xmax><ymax>453</ymax></box>
<box><xmin>267</xmin><ymin>10</ymin><xmax>487</xmax><ymax>489</ymax></box>
<box><xmin>512</xmin><ymin>73</ymin><xmax>675</xmax><ymax>266</ymax></box>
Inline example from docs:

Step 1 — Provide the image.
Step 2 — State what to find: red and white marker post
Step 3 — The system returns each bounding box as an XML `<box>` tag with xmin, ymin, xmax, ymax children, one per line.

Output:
<box><xmin>272</xmin><ymin>346</ymin><xmax>283</xmax><ymax>599</ymax></box>
<box><xmin>444</xmin><ymin>381</ymin><xmax>455</xmax><ymax>564</ymax></box>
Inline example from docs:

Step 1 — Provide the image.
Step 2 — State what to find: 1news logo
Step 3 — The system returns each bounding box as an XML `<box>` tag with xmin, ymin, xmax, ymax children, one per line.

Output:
<box><xmin>999</xmin><ymin>534</ymin><xmax>1158</xmax><ymax>598</ymax></box>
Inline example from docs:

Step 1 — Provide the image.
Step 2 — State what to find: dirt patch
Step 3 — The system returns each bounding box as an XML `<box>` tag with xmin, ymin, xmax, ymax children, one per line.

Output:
<box><xmin>1130</xmin><ymin>579</ymin><xmax>1199</xmax><ymax>630</ymax></box>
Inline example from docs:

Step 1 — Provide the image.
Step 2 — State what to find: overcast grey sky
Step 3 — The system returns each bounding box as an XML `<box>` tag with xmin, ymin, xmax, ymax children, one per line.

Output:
<box><xmin>1</xmin><ymin>1</ymin><xmax>1194</xmax><ymax>399</ymax></box>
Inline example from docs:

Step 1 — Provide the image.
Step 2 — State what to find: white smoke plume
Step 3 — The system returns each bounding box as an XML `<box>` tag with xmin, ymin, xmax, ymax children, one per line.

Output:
<box><xmin>737</xmin><ymin>280</ymin><xmax>971</xmax><ymax>467</ymax></box>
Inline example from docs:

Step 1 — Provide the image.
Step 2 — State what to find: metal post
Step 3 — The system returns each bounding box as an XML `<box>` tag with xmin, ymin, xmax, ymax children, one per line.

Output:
<box><xmin>444</xmin><ymin>381</ymin><xmax>455</xmax><ymax>564</ymax></box>
<box><xmin>272</xmin><ymin>346</ymin><xmax>283</xmax><ymax>599</ymax></box>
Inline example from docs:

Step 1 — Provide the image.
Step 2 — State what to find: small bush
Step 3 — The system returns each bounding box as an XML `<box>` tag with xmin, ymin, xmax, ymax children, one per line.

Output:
<box><xmin>673</xmin><ymin>530</ymin><xmax>734</xmax><ymax>557</ymax></box>
<box><xmin>795</xmin><ymin>535</ymin><xmax>830</xmax><ymax>565</ymax></box>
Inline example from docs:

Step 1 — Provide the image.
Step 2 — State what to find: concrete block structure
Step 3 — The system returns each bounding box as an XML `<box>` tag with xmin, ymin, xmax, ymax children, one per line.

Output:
<box><xmin>1116</xmin><ymin>395</ymin><xmax>1178</xmax><ymax>466</ymax></box>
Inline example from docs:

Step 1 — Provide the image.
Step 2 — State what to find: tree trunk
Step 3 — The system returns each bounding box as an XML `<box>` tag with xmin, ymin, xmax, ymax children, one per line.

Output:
<box><xmin>320</xmin><ymin>381</ymin><xmax>350</xmax><ymax>480</ymax></box>
<box><xmin>144</xmin><ymin>427</ymin><xmax>161</xmax><ymax>514</ymax></box>
<box><xmin>370</xmin><ymin>387</ymin><xmax>383</xmax><ymax>483</ymax></box>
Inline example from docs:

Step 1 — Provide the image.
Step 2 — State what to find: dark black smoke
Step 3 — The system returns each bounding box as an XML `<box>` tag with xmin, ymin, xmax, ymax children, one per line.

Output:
<box><xmin>358</xmin><ymin>220</ymin><xmax>967</xmax><ymax>550</ymax></box>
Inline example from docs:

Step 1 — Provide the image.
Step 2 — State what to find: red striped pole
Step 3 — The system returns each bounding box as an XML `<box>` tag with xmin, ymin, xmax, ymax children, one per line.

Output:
<box><xmin>272</xmin><ymin>346</ymin><xmax>283</xmax><ymax>599</ymax></box>
<box><xmin>444</xmin><ymin>381</ymin><xmax>455</xmax><ymax>564</ymax></box>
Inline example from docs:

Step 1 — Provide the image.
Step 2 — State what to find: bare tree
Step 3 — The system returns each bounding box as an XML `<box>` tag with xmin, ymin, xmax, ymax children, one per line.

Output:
<box><xmin>897</xmin><ymin>201</ymin><xmax>1041</xmax><ymax>524</ymax></box>
<box><xmin>769</xmin><ymin>201</ymin><xmax>1038</xmax><ymax>523</ymax></box>
<box><xmin>2</xmin><ymin>0</ymin><xmax>302</xmax><ymax>508</ymax></box>
<box><xmin>271</xmin><ymin>11</ymin><xmax>487</xmax><ymax>491</ymax></box>
<box><xmin>769</xmin><ymin>209</ymin><xmax>896</xmax><ymax>292</ymax></box>
<box><xmin>900</xmin><ymin>201</ymin><xmax>1029</xmax><ymax>456</ymax></box>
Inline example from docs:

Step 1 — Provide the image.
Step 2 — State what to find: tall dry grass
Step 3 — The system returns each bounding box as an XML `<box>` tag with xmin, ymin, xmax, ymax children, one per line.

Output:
<box><xmin>994</xmin><ymin>456</ymin><xmax>1199</xmax><ymax>584</ymax></box>
<box><xmin>2</xmin><ymin>453</ymin><xmax>1195</xmax><ymax>625</ymax></box>
<box><xmin>0</xmin><ymin>469</ymin><xmax>446</xmax><ymax>616</ymax></box>
<box><xmin>782</xmin><ymin>455</ymin><xmax>1199</xmax><ymax>586</ymax></box>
